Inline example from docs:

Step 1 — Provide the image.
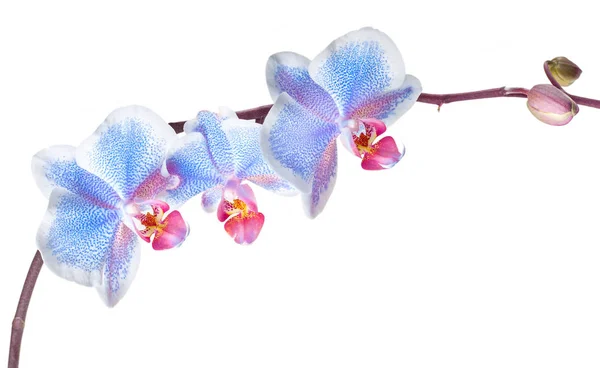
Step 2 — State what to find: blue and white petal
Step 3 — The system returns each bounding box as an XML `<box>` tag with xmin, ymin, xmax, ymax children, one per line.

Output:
<box><xmin>201</xmin><ymin>186</ymin><xmax>223</xmax><ymax>213</ymax></box>
<box><xmin>222</xmin><ymin>118</ymin><xmax>297</xmax><ymax>195</ymax></box>
<box><xmin>309</xmin><ymin>27</ymin><xmax>406</xmax><ymax>119</ymax></box>
<box><xmin>261</xmin><ymin>93</ymin><xmax>340</xmax><ymax>194</ymax></box>
<box><xmin>76</xmin><ymin>105</ymin><xmax>176</xmax><ymax>201</ymax></box>
<box><xmin>95</xmin><ymin>223</ymin><xmax>140</xmax><ymax>307</ymax></box>
<box><xmin>266</xmin><ymin>52</ymin><xmax>339</xmax><ymax>121</ymax></box>
<box><xmin>184</xmin><ymin>110</ymin><xmax>235</xmax><ymax>177</ymax></box>
<box><xmin>36</xmin><ymin>188</ymin><xmax>123</xmax><ymax>288</ymax></box>
<box><xmin>32</xmin><ymin>145</ymin><xmax>121</xmax><ymax>208</ymax></box>
<box><xmin>350</xmin><ymin>75</ymin><xmax>422</xmax><ymax>126</ymax></box>
<box><xmin>164</xmin><ymin>132</ymin><xmax>224</xmax><ymax>207</ymax></box>
<box><xmin>301</xmin><ymin>140</ymin><xmax>337</xmax><ymax>218</ymax></box>
<box><xmin>218</xmin><ymin>106</ymin><xmax>238</xmax><ymax>120</ymax></box>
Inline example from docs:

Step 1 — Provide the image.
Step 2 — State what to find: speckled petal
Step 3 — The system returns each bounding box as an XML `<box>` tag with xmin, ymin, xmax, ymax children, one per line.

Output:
<box><xmin>37</xmin><ymin>188</ymin><xmax>124</xmax><ymax>289</ymax></box>
<box><xmin>32</xmin><ymin>145</ymin><xmax>121</xmax><ymax>208</ymax></box>
<box><xmin>184</xmin><ymin>110</ymin><xmax>235</xmax><ymax>177</ymax></box>
<box><xmin>266</xmin><ymin>52</ymin><xmax>339</xmax><ymax>121</ymax></box>
<box><xmin>309</xmin><ymin>27</ymin><xmax>406</xmax><ymax>120</ymax></box>
<box><xmin>221</xmin><ymin>118</ymin><xmax>297</xmax><ymax>195</ymax></box>
<box><xmin>350</xmin><ymin>75</ymin><xmax>422</xmax><ymax>126</ymax></box>
<box><xmin>95</xmin><ymin>222</ymin><xmax>140</xmax><ymax>307</ymax></box>
<box><xmin>76</xmin><ymin>105</ymin><xmax>176</xmax><ymax>201</ymax></box>
<box><xmin>164</xmin><ymin>132</ymin><xmax>223</xmax><ymax>207</ymax></box>
<box><xmin>201</xmin><ymin>186</ymin><xmax>224</xmax><ymax>213</ymax></box>
<box><xmin>301</xmin><ymin>140</ymin><xmax>337</xmax><ymax>218</ymax></box>
<box><xmin>132</xmin><ymin>168</ymin><xmax>172</xmax><ymax>201</ymax></box>
<box><xmin>261</xmin><ymin>93</ymin><xmax>340</xmax><ymax>194</ymax></box>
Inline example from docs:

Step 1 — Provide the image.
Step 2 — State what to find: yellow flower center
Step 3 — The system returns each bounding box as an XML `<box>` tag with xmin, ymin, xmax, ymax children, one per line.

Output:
<box><xmin>231</xmin><ymin>198</ymin><xmax>249</xmax><ymax>217</ymax></box>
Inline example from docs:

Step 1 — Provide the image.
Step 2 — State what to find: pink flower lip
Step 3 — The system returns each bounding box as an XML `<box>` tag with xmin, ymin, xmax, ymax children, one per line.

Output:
<box><xmin>216</xmin><ymin>183</ymin><xmax>265</xmax><ymax>245</ymax></box>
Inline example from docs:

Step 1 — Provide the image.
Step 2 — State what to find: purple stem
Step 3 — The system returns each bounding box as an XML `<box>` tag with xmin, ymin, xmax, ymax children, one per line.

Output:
<box><xmin>170</xmin><ymin>88</ymin><xmax>533</xmax><ymax>130</ymax></box>
<box><xmin>8</xmin><ymin>251</ymin><xmax>43</xmax><ymax>368</ymax></box>
<box><xmin>169</xmin><ymin>86</ymin><xmax>600</xmax><ymax>131</ymax></box>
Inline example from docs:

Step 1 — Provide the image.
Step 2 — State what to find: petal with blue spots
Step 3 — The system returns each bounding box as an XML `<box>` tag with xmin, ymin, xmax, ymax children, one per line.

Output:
<box><xmin>350</xmin><ymin>75</ymin><xmax>422</xmax><ymax>126</ymax></box>
<box><xmin>184</xmin><ymin>110</ymin><xmax>235</xmax><ymax>177</ymax></box>
<box><xmin>301</xmin><ymin>140</ymin><xmax>337</xmax><ymax>218</ymax></box>
<box><xmin>32</xmin><ymin>145</ymin><xmax>121</xmax><ymax>209</ymax></box>
<box><xmin>266</xmin><ymin>52</ymin><xmax>339</xmax><ymax>121</ymax></box>
<box><xmin>222</xmin><ymin>118</ymin><xmax>297</xmax><ymax>195</ymax></box>
<box><xmin>36</xmin><ymin>188</ymin><xmax>124</xmax><ymax>288</ymax></box>
<box><xmin>309</xmin><ymin>27</ymin><xmax>406</xmax><ymax>119</ymax></box>
<box><xmin>201</xmin><ymin>186</ymin><xmax>223</xmax><ymax>212</ymax></box>
<box><xmin>76</xmin><ymin>105</ymin><xmax>176</xmax><ymax>201</ymax></box>
<box><xmin>261</xmin><ymin>93</ymin><xmax>340</xmax><ymax>193</ymax></box>
<box><xmin>164</xmin><ymin>132</ymin><xmax>224</xmax><ymax>207</ymax></box>
<box><xmin>95</xmin><ymin>222</ymin><xmax>140</xmax><ymax>307</ymax></box>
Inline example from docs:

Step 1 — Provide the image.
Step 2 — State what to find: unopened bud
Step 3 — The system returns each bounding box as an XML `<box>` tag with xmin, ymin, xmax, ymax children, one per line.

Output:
<box><xmin>527</xmin><ymin>84</ymin><xmax>579</xmax><ymax>126</ymax></box>
<box><xmin>547</xmin><ymin>57</ymin><xmax>582</xmax><ymax>87</ymax></box>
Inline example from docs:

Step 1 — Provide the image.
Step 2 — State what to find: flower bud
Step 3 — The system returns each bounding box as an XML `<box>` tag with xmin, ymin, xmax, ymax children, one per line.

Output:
<box><xmin>527</xmin><ymin>84</ymin><xmax>579</xmax><ymax>126</ymax></box>
<box><xmin>547</xmin><ymin>57</ymin><xmax>582</xmax><ymax>87</ymax></box>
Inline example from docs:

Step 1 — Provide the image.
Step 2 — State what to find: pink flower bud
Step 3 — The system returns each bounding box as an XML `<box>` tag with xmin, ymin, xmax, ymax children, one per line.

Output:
<box><xmin>548</xmin><ymin>57</ymin><xmax>582</xmax><ymax>87</ymax></box>
<box><xmin>526</xmin><ymin>84</ymin><xmax>579</xmax><ymax>126</ymax></box>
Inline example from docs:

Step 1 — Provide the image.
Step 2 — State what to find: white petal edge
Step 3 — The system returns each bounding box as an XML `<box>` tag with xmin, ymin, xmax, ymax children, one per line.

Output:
<box><xmin>383</xmin><ymin>74</ymin><xmax>423</xmax><ymax>127</ymax></box>
<box><xmin>266</xmin><ymin>51</ymin><xmax>311</xmax><ymax>102</ymax></box>
<box><xmin>96</xmin><ymin>229</ymin><xmax>141</xmax><ymax>308</ymax></box>
<box><xmin>32</xmin><ymin>145</ymin><xmax>77</xmax><ymax>199</ymax></box>
<box><xmin>309</xmin><ymin>27</ymin><xmax>407</xmax><ymax>98</ymax></box>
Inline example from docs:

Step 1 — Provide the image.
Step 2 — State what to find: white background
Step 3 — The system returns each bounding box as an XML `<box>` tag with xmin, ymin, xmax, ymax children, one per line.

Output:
<box><xmin>1</xmin><ymin>0</ymin><xmax>600</xmax><ymax>367</ymax></box>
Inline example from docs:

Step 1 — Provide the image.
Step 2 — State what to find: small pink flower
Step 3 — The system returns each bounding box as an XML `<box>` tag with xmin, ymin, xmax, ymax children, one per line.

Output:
<box><xmin>342</xmin><ymin>118</ymin><xmax>403</xmax><ymax>170</ymax></box>
<box><xmin>217</xmin><ymin>182</ymin><xmax>265</xmax><ymax>245</ymax></box>
<box><xmin>130</xmin><ymin>199</ymin><xmax>189</xmax><ymax>251</ymax></box>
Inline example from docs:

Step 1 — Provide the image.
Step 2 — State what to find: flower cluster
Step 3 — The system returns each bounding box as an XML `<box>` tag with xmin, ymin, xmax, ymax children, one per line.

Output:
<box><xmin>32</xmin><ymin>27</ymin><xmax>422</xmax><ymax>306</ymax></box>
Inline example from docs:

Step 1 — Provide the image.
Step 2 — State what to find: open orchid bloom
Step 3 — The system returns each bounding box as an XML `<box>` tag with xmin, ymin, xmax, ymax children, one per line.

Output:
<box><xmin>33</xmin><ymin>106</ymin><xmax>189</xmax><ymax>307</ymax></box>
<box><xmin>164</xmin><ymin>108</ymin><xmax>296</xmax><ymax>245</ymax></box>
<box><xmin>262</xmin><ymin>27</ymin><xmax>422</xmax><ymax>218</ymax></box>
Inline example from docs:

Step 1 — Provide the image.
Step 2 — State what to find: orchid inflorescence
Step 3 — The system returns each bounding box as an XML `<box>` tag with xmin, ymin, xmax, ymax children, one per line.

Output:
<box><xmin>8</xmin><ymin>26</ymin><xmax>600</xmax><ymax>368</ymax></box>
<box><xmin>32</xmin><ymin>27</ymin><xmax>424</xmax><ymax>307</ymax></box>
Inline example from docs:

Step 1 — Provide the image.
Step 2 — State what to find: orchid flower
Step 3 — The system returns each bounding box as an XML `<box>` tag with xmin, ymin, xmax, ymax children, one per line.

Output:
<box><xmin>261</xmin><ymin>27</ymin><xmax>422</xmax><ymax>218</ymax></box>
<box><xmin>163</xmin><ymin>109</ymin><xmax>296</xmax><ymax>244</ymax></box>
<box><xmin>33</xmin><ymin>106</ymin><xmax>189</xmax><ymax>307</ymax></box>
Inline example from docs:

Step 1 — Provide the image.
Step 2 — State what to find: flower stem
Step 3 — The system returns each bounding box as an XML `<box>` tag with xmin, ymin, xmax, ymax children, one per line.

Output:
<box><xmin>168</xmin><ymin>86</ymin><xmax>600</xmax><ymax>131</ymax></box>
<box><xmin>8</xmin><ymin>251</ymin><xmax>43</xmax><ymax>368</ymax></box>
<box><xmin>416</xmin><ymin>87</ymin><xmax>530</xmax><ymax>111</ymax></box>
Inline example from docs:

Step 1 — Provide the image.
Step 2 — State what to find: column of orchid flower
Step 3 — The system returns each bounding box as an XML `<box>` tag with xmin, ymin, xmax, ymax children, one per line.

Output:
<box><xmin>9</xmin><ymin>26</ymin><xmax>600</xmax><ymax>368</ymax></box>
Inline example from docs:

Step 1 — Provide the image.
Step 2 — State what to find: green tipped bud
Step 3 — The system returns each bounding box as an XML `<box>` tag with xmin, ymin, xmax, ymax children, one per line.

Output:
<box><xmin>527</xmin><ymin>84</ymin><xmax>579</xmax><ymax>126</ymax></box>
<box><xmin>548</xmin><ymin>57</ymin><xmax>582</xmax><ymax>87</ymax></box>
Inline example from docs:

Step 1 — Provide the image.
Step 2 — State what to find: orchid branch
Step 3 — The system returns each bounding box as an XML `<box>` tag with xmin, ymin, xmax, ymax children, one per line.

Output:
<box><xmin>169</xmin><ymin>87</ymin><xmax>600</xmax><ymax>132</ymax></box>
<box><xmin>10</xmin><ymin>79</ymin><xmax>600</xmax><ymax>367</ymax></box>
<box><xmin>8</xmin><ymin>252</ymin><xmax>43</xmax><ymax>368</ymax></box>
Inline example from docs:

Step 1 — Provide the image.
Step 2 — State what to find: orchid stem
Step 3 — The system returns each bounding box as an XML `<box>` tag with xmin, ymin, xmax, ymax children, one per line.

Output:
<box><xmin>8</xmin><ymin>251</ymin><xmax>43</xmax><ymax>368</ymax></box>
<box><xmin>168</xmin><ymin>86</ymin><xmax>600</xmax><ymax>131</ymax></box>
